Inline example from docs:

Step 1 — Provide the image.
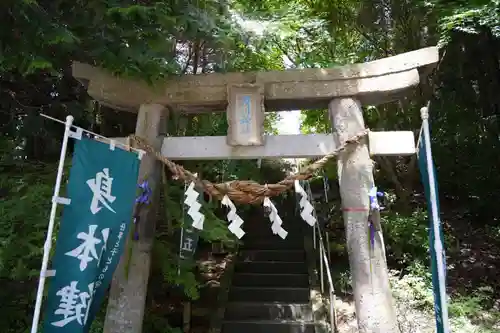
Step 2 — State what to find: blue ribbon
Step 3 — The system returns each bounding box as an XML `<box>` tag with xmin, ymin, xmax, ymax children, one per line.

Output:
<box><xmin>368</xmin><ymin>187</ymin><xmax>384</xmax><ymax>248</ymax></box>
<box><xmin>369</xmin><ymin>218</ymin><xmax>376</xmax><ymax>249</ymax></box>
<box><xmin>133</xmin><ymin>181</ymin><xmax>152</xmax><ymax>240</ymax></box>
<box><xmin>136</xmin><ymin>180</ymin><xmax>152</xmax><ymax>204</ymax></box>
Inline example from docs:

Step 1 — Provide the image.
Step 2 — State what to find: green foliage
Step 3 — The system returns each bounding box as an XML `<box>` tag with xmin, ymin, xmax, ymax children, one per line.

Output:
<box><xmin>0</xmin><ymin>165</ymin><xmax>59</xmax><ymax>332</ymax></box>
<box><xmin>382</xmin><ymin>210</ymin><xmax>431</xmax><ymax>265</ymax></box>
<box><xmin>0</xmin><ymin>166</ymin><xmax>56</xmax><ymax>279</ymax></box>
<box><xmin>391</xmin><ymin>261</ymin><xmax>435</xmax><ymax>310</ymax></box>
<box><xmin>449</xmin><ymin>286</ymin><xmax>494</xmax><ymax>317</ymax></box>
<box><xmin>165</xmin><ymin>181</ymin><xmax>237</xmax><ymax>246</ymax></box>
<box><xmin>432</xmin><ymin>0</ymin><xmax>500</xmax><ymax>43</ymax></box>
<box><xmin>155</xmin><ymin>242</ymin><xmax>201</xmax><ymax>300</ymax></box>
<box><xmin>390</xmin><ymin>262</ymin><xmax>500</xmax><ymax>332</ymax></box>
<box><xmin>88</xmin><ymin>304</ymin><xmax>107</xmax><ymax>333</ymax></box>
<box><xmin>382</xmin><ymin>209</ymin><xmax>456</xmax><ymax>266</ymax></box>
<box><xmin>300</xmin><ymin>110</ymin><xmax>330</xmax><ymax>134</ymax></box>
<box><xmin>0</xmin><ymin>0</ymin><xmax>240</xmax><ymax>80</ymax></box>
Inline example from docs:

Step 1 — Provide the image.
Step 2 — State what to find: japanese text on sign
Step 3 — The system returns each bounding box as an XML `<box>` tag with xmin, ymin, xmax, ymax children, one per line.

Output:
<box><xmin>51</xmin><ymin>281</ymin><xmax>95</xmax><ymax>328</ymax></box>
<box><xmin>65</xmin><ymin>225</ymin><xmax>109</xmax><ymax>271</ymax></box>
<box><xmin>87</xmin><ymin>168</ymin><xmax>116</xmax><ymax>214</ymax></box>
<box><xmin>94</xmin><ymin>223</ymin><xmax>126</xmax><ymax>290</ymax></box>
<box><xmin>239</xmin><ymin>95</ymin><xmax>251</xmax><ymax>134</ymax></box>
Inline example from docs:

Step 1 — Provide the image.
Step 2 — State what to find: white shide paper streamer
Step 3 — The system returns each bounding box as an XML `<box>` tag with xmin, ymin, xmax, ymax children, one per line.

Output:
<box><xmin>184</xmin><ymin>182</ymin><xmax>205</xmax><ymax>230</ymax></box>
<box><xmin>221</xmin><ymin>195</ymin><xmax>245</xmax><ymax>239</ymax></box>
<box><xmin>263</xmin><ymin>197</ymin><xmax>288</xmax><ymax>239</ymax></box>
<box><xmin>294</xmin><ymin>180</ymin><xmax>317</xmax><ymax>226</ymax></box>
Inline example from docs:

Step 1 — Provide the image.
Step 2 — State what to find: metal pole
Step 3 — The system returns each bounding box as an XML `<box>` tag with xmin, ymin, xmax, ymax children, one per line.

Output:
<box><xmin>313</xmin><ymin>219</ymin><xmax>316</xmax><ymax>249</ymax></box>
<box><xmin>309</xmin><ymin>180</ymin><xmax>316</xmax><ymax>250</ymax></box>
<box><xmin>322</xmin><ymin>174</ymin><xmax>332</xmax><ymax>262</ymax></box>
<box><xmin>421</xmin><ymin>106</ymin><xmax>450</xmax><ymax>333</ymax></box>
<box><xmin>178</xmin><ymin>181</ymin><xmax>189</xmax><ymax>275</ymax></box>
<box><xmin>321</xmin><ymin>241</ymin><xmax>338</xmax><ymax>332</ymax></box>
<box><xmin>330</xmin><ymin>291</ymin><xmax>338</xmax><ymax>332</ymax></box>
<box><xmin>319</xmin><ymin>233</ymin><xmax>324</xmax><ymax>293</ymax></box>
<box><xmin>31</xmin><ymin>115</ymin><xmax>74</xmax><ymax>333</ymax></box>
<box><xmin>305</xmin><ymin>178</ymin><xmax>337</xmax><ymax>333</ymax></box>
<box><xmin>326</xmin><ymin>231</ymin><xmax>331</xmax><ymax>262</ymax></box>
<box><xmin>303</xmin><ymin>178</ymin><xmax>338</xmax><ymax>332</ymax></box>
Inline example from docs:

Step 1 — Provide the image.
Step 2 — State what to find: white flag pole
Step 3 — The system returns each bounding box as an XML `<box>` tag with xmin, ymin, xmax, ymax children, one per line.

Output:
<box><xmin>30</xmin><ymin>115</ymin><xmax>75</xmax><ymax>333</ymax></box>
<box><xmin>420</xmin><ymin>106</ymin><xmax>450</xmax><ymax>333</ymax></box>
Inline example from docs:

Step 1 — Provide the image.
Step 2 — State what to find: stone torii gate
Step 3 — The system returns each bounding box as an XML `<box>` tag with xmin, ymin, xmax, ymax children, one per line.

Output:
<box><xmin>72</xmin><ymin>46</ymin><xmax>439</xmax><ymax>333</ymax></box>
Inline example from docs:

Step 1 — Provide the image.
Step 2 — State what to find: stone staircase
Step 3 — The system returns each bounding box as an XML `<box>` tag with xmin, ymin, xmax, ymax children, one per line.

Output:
<box><xmin>221</xmin><ymin>217</ymin><xmax>325</xmax><ymax>333</ymax></box>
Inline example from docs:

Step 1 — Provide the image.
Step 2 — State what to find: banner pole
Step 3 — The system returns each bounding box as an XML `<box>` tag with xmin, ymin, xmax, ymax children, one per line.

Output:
<box><xmin>420</xmin><ymin>106</ymin><xmax>450</xmax><ymax>333</ymax></box>
<box><xmin>30</xmin><ymin>115</ymin><xmax>75</xmax><ymax>333</ymax></box>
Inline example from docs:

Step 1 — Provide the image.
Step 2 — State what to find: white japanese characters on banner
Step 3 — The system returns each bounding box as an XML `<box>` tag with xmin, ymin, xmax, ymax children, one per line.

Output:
<box><xmin>65</xmin><ymin>225</ymin><xmax>110</xmax><ymax>271</ymax></box>
<box><xmin>51</xmin><ymin>281</ymin><xmax>95</xmax><ymax>327</ymax></box>
<box><xmin>86</xmin><ymin>168</ymin><xmax>117</xmax><ymax>214</ymax></box>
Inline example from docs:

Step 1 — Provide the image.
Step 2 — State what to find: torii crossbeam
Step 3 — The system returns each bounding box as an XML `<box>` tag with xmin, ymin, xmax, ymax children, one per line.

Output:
<box><xmin>73</xmin><ymin>47</ymin><xmax>438</xmax><ymax>113</ymax></box>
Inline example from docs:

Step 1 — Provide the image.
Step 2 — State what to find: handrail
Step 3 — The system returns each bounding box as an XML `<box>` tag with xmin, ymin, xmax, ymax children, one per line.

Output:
<box><xmin>299</xmin><ymin>180</ymin><xmax>338</xmax><ymax>333</ymax></box>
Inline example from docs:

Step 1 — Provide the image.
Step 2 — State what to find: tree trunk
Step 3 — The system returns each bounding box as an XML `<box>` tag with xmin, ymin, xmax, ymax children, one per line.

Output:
<box><xmin>329</xmin><ymin>98</ymin><xmax>398</xmax><ymax>333</ymax></box>
<box><xmin>103</xmin><ymin>104</ymin><xmax>168</xmax><ymax>333</ymax></box>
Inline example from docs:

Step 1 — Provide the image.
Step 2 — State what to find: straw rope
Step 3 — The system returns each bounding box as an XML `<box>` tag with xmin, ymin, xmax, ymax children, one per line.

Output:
<box><xmin>129</xmin><ymin>129</ymin><xmax>369</xmax><ymax>204</ymax></box>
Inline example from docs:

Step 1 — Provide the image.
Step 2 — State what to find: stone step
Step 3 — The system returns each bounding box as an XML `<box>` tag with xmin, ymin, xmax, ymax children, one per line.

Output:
<box><xmin>228</xmin><ymin>287</ymin><xmax>310</xmax><ymax>303</ymax></box>
<box><xmin>221</xmin><ymin>320</ymin><xmax>319</xmax><ymax>333</ymax></box>
<box><xmin>232</xmin><ymin>273</ymin><xmax>309</xmax><ymax>288</ymax></box>
<box><xmin>224</xmin><ymin>302</ymin><xmax>313</xmax><ymax>321</ymax></box>
<box><xmin>234</xmin><ymin>261</ymin><xmax>308</xmax><ymax>274</ymax></box>
<box><xmin>240</xmin><ymin>249</ymin><xmax>306</xmax><ymax>262</ymax></box>
<box><xmin>242</xmin><ymin>235</ymin><xmax>305</xmax><ymax>245</ymax></box>
<box><xmin>243</xmin><ymin>222</ymin><xmax>304</xmax><ymax>232</ymax></box>
<box><xmin>243</xmin><ymin>229</ymin><xmax>304</xmax><ymax>238</ymax></box>
<box><xmin>241</xmin><ymin>240</ymin><xmax>304</xmax><ymax>250</ymax></box>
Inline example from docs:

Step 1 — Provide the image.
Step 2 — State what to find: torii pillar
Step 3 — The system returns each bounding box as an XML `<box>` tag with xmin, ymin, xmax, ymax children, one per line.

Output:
<box><xmin>330</xmin><ymin>98</ymin><xmax>397</xmax><ymax>332</ymax></box>
<box><xmin>103</xmin><ymin>104</ymin><xmax>168</xmax><ymax>333</ymax></box>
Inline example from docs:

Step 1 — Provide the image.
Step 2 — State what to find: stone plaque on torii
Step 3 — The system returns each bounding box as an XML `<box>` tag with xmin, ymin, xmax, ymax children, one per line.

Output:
<box><xmin>72</xmin><ymin>46</ymin><xmax>439</xmax><ymax>333</ymax></box>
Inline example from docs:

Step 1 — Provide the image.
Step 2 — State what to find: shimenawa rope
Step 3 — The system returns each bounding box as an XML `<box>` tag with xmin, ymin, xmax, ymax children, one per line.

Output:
<box><xmin>129</xmin><ymin>129</ymin><xmax>370</xmax><ymax>204</ymax></box>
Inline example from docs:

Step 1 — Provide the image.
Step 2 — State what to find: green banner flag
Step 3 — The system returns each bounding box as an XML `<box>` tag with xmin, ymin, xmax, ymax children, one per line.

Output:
<box><xmin>42</xmin><ymin>137</ymin><xmax>140</xmax><ymax>333</ymax></box>
<box><xmin>418</xmin><ymin>119</ymin><xmax>450</xmax><ymax>333</ymax></box>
